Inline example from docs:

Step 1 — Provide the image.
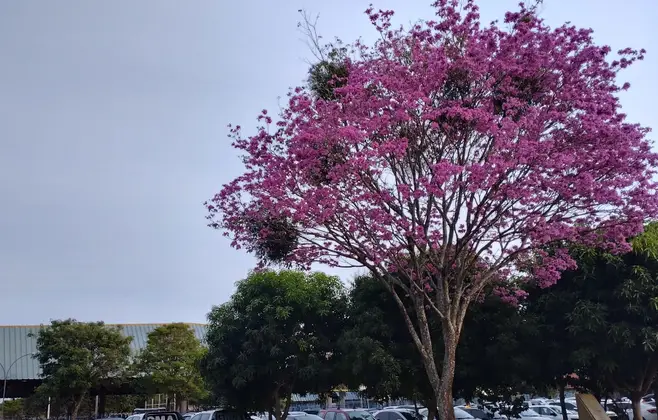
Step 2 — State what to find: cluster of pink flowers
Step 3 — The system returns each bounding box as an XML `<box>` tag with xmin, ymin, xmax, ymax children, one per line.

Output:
<box><xmin>207</xmin><ymin>0</ymin><xmax>658</xmax><ymax>303</ymax></box>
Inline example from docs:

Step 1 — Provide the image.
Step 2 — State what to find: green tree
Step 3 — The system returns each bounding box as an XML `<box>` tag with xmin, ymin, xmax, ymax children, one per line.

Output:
<box><xmin>137</xmin><ymin>323</ymin><xmax>208</xmax><ymax>410</ymax></box>
<box><xmin>338</xmin><ymin>276</ymin><xmax>430</xmax><ymax>407</ymax></box>
<box><xmin>341</xmin><ymin>275</ymin><xmax>539</xmax><ymax>419</ymax></box>
<box><xmin>104</xmin><ymin>395</ymin><xmax>146</xmax><ymax>414</ymax></box>
<box><xmin>202</xmin><ymin>270</ymin><xmax>347</xmax><ymax>420</ymax></box>
<box><xmin>1</xmin><ymin>399</ymin><xmax>24</xmax><ymax>419</ymax></box>
<box><xmin>525</xmin><ymin>223</ymin><xmax>658</xmax><ymax>420</ymax></box>
<box><xmin>30</xmin><ymin>319</ymin><xmax>132</xmax><ymax>420</ymax></box>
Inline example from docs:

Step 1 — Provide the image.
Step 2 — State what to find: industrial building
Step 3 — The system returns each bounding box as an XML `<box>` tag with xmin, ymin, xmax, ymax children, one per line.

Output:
<box><xmin>0</xmin><ymin>323</ymin><xmax>207</xmax><ymax>402</ymax></box>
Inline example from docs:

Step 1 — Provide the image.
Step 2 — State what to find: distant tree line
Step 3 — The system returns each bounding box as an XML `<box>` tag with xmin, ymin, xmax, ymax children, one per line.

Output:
<box><xmin>5</xmin><ymin>321</ymin><xmax>208</xmax><ymax>420</ymax></box>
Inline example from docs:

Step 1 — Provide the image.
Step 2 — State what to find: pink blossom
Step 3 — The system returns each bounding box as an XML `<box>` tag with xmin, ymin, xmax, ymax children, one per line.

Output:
<box><xmin>207</xmin><ymin>1</ymin><xmax>657</xmax><ymax>314</ymax></box>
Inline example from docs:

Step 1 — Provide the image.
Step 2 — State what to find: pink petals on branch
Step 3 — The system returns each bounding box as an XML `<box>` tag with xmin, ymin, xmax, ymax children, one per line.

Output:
<box><xmin>207</xmin><ymin>0</ymin><xmax>658</xmax><ymax>296</ymax></box>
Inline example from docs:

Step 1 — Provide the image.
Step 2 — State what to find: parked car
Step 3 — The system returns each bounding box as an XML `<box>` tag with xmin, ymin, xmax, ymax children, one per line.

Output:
<box><xmin>624</xmin><ymin>402</ymin><xmax>657</xmax><ymax>420</ymax></box>
<box><xmin>478</xmin><ymin>404</ymin><xmax>509</xmax><ymax>420</ymax></box>
<box><xmin>183</xmin><ymin>413</ymin><xmax>198</xmax><ymax>420</ymax></box>
<box><xmin>601</xmin><ymin>401</ymin><xmax>656</xmax><ymax>420</ymax></box>
<box><xmin>530</xmin><ymin>405</ymin><xmax>578</xmax><ymax>420</ymax></box>
<box><xmin>510</xmin><ymin>409</ymin><xmax>553</xmax><ymax>420</ymax></box>
<box><xmin>456</xmin><ymin>407</ymin><xmax>490</xmax><ymax>420</ymax></box>
<box><xmin>375</xmin><ymin>409</ymin><xmax>424</xmax><ymax>420</ymax></box>
<box><xmin>417</xmin><ymin>407</ymin><xmax>475</xmax><ymax>420</ymax></box>
<box><xmin>189</xmin><ymin>409</ymin><xmax>251</xmax><ymax>420</ymax></box>
<box><xmin>320</xmin><ymin>409</ymin><xmax>377</xmax><ymax>420</ymax></box>
<box><xmin>288</xmin><ymin>413</ymin><xmax>324</xmax><ymax>420</ymax></box>
<box><xmin>548</xmin><ymin>402</ymin><xmax>577</xmax><ymax>412</ymax></box>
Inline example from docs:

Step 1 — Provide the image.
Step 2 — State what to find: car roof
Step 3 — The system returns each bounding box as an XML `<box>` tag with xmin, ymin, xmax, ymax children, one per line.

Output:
<box><xmin>324</xmin><ymin>409</ymin><xmax>368</xmax><ymax>412</ymax></box>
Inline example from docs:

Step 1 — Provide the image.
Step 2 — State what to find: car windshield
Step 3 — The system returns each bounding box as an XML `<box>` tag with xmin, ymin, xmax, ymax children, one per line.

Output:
<box><xmin>348</xmin><ymin>412</ymin><xmax>375</xmax><ymax>420</ymax></box>
<box><xmin>521</xmin><ymin>410</ymin><xmax>540</xmax><ymax>417</ymax></box>
<box><xmin>466</xmin><ymin>409</ymin><xmax>487</xmax><ymax>418</ymax></box>
<box><xmin>454</xmin><ymin>408</ymin><xmax>475</xmax><ymax>419</ymax></box>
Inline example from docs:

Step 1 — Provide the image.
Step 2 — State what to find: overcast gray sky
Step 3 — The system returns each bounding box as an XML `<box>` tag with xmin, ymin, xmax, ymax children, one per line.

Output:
<box><xmin>0</xmin><ymin>0</ymin><xmax>655</xmax><ymax>325</ymax></box>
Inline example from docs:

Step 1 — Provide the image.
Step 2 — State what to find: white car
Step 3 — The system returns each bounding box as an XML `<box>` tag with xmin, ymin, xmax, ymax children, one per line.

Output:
<box><xmin>511</xmin><ymin>409</ymin><xmax>553</xmax><ymax>420</ymax></box>
<box><xmin>530</xmin><ymin>405</ymin><xmax>578</xmax><ymax>420</ymax></box>
<box><xmin>417</xmin><ymin>407</ymin><xmax>474</xmax><ymax>420</ymax></box>
<box><xmin>625</xmin><ymin>402</ymin><xmax>657</xmax><ymax>420</ymax></box>
<box><xmin>549</xmin><ymin>402</ymin><xmax>577</xmax><ymax>412</ymax></box>
<box><xmin>375</xmin><ymin>408</ymin><xmax>424</xmax><ymax>420</ymax></box>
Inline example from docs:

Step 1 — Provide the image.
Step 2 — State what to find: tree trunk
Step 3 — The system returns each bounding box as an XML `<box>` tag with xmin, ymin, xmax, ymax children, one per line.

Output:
<box><xmin>437</xmin><ymin>329</ymin><xmax>458</xmax><ymax>420</ymax></box>
<box><xmin>71</xmin><ymin>392</ymin><xmax>86</xmax><ymax>420</ymax></box>
<box><xmin>425</xmin><ymin>396</ymin><xmax>438</xmax><ymax>420</ymax></box>
<box><xmin>282</xmin><ymin>392</ymin><xmax>292</xmax><ymax>420</ymax></box>
<box><xmin>558</xmin><ymin>382</ymin><xmax>569</xmax><ymax>420</ymax></box>
<box><xmin>631</xmin><ymin>393</ymin><xmax>643</xmax><ymax>420</ymax></box>
<box><xmin>273</xmin><ymin>389</ymin><xmax>282</xmax><ymax>420</ymax></box>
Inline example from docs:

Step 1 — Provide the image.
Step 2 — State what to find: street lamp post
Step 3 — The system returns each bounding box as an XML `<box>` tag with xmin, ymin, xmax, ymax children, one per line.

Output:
<box><xmin>0</xmin><ymin>353</ymin><xmax>35</xmax><ymax>420</ymax></box>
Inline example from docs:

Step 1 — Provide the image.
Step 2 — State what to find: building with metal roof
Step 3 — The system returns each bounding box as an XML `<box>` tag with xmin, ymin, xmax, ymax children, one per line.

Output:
<box><xmin>0</xmin><ymin>323</ymin><xmax>207</xmax><ymax>398</ymax></box>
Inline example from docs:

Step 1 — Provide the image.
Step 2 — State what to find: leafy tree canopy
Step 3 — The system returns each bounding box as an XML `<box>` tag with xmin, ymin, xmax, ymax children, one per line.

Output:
<box><xmin>202</xmin><ymin>270</ymin><xmax>347</xmax><ymax>420</ymax></box>
<box><xmin>137</xmin><ymin>323</ymin><xmax>208</xmax><ymax>408</ymax></box>
<box><xmin>1</xmin><ymin>399</ymin><xmax>24</xmax><ymax>419</ymax></box>
<box><xmin>525</xmin><ymin>223</ymin><xmax>658</xmax><ymax>420</ymax></box>
<box><xmin>340</xmin><ymin>275</ymin><xmax>538</xmax><ymax>416</ymax></box>
<box><xmin>30</xmin><ymin>319</ymin><xmax>132</xmax><ymax>419</ymax></box>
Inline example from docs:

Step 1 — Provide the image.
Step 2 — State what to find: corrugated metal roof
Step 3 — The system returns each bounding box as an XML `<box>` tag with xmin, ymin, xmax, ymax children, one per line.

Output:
<box><xmin>0</xmin><ymin>323</ymin><xmax>207</xmax><ymax>381</ymax></box>
<box><xmin>292</xmin><ymin>394</ymin><xmax>321</xmax><ymax>402</ymax></box>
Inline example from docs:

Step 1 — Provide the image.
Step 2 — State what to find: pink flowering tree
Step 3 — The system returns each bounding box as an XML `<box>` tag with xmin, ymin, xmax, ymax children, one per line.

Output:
<box><xmin>206</xmin><ymin>1</ymin><xmax>658</xmax><ymax>418</ymax></box>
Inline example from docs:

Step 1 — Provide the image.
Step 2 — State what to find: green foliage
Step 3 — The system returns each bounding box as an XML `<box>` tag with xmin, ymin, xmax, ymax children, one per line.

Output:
<box><xmin>338</xmin><ymin>276</ymin><xmax>428</xmax><ymax>402</ymax></box>
<box><xmin>525</xmin><ymin>223</ymin><xmax>658</xmax><ymax>402</ymax></box>
<box><xmin>30</xmin><ymin>319</ymin><xmax>132</xmax><ymax>418</ymax></box>
<box><xmin>202</xmin><ymin>270</ymin><xmax>347</xmax><ymax>418</ymax></box>
<box><xmin>308</xmin><ymin>48</ymin><xmax>349</xmax><ymax>101</ymax></box>
<box><xmin>1</xmin><ymin>399</ymin><xmax>24</xmax><ymax>418</ymax></box>
<box><xmin>104</xmin><ymin>395</ymin><xmax>145</xmax><ymax>414</ymax></box>
<box><xmin>456</xmin><ymin>292</ymin><xmax>540</xmax><ymax>403</ymax></box>
<box><xmin>340</xmin><ymin>275</ymin><xmax>538</xmax><ymax>410</ymax></box>
<box><xmin>137</xmin><ymin>323</ymin><xmax>208</xmax><ymax>405</ymax></box>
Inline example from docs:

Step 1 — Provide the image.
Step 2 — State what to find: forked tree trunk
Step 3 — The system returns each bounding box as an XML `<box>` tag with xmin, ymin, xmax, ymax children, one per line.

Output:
<box><xmin>272</xmin><ymin>387</ymin><xmax>292</xmax><ymax>420</ymax></box>
<box><xmin>71</xmin><ymin>392</ymin><xmax>86</xmax><ymax>420</ymax></box>
<box><xmin>631</xmin><ymin>392</ymin><xmax>643</xmax><ymax>420</ymax></box>
<box><xmin>386</xmin><ymin>277</ymin><xmax>462</xmax><ymax>420</ymax></box>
